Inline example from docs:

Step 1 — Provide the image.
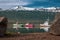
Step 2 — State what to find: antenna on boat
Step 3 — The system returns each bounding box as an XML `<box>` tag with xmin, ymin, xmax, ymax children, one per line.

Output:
<box><xmin>47</xmin><ymin>13</ymin><xmax>49</xmax><ymax>23</ymax></box>
<box><xmin>47</xmin><ymin>16</ymin><xmax>49</xmax><ymax>21</ymax></box>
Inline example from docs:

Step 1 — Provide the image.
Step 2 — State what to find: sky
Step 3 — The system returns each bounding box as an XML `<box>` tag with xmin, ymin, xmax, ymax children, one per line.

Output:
<box><xmin>0</xmin><ymin>0</ymin><xmax>60</xmax><ymax>9</ymax></box>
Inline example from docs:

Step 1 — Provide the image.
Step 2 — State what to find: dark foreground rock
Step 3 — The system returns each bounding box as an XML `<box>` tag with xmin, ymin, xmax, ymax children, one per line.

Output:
<box><xmin>0</xmin><ymin>17</ymin><xmax>8</xmax><ymax>36</ymax></box>
<box><xmin>50</xmin><ymin>17</ymin><xmax>60</xmax><ymax>35</ymax></box>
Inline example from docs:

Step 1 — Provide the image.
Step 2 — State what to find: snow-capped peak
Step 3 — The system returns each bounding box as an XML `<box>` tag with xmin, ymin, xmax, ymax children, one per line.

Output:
<box><xmin>12</xmin><ymin>6</ymin><xmax>35</xmax><ymax>11</ymax></box>
<box><xmin>44</xmin><ymin>7</ymin><xmax>56</xmax><ymax>9</ymax></box>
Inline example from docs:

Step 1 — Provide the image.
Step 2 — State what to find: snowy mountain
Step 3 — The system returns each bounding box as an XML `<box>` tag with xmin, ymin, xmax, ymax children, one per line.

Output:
<box><xmin>11</xmin><ymin>6</ymin><xmax>35</xmax><ymax>11</ymax></box>
<box><xmin>9</xmin><ymin>6</ymin><xmax>60</xmax><ymax>12</ymax></box>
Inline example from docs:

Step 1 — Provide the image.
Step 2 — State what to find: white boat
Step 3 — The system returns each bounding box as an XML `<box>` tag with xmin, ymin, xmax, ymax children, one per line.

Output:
<box><xmin>40</xmin><ymin>19</ymin><xmax>50</xmax><ymax>32</ymax></box>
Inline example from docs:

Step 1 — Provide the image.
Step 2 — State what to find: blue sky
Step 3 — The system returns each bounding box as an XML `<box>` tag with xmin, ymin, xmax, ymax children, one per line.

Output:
<box><xmin>0</xmin><ymin>0</ymin><xmax>60</xmax><ymax>9</ymax></box>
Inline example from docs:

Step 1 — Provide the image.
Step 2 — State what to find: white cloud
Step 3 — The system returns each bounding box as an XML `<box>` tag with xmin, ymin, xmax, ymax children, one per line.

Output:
<box><xmin>0</xmin><ymin>0</ymin><xmax>31</xmax><ymax>9</ymax></box>
<box><xmin>0</xmin><ymin>0</ymin><xmax>30</xmax><ymax>6</ymax></box>
<box><xmin>0</xmin><ymin>0</ymin><xmax>50</xmax><ymax>9</ymax></box>
<box><xmin>0</xmin><ymin>0</ymin><xmax>17</xmax><ymax>2</ymax></box>
<box><xmin>0</xmin><ymin>2</ymin><xmax>29</xmax><ymax>6</ymax></box>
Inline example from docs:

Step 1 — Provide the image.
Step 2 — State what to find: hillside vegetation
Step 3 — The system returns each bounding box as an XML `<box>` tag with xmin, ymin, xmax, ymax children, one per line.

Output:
<box><xmin>0</xmin><ymin>10</ymin><xmax>56</xmax><ymax>23</ymax></box>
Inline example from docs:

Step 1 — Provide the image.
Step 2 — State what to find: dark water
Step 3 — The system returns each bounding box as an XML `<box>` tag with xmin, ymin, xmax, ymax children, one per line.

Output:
<box><xmin>7</xmin><ymin>28</ymin><xmax>46</xmax><ymax>33</ymax></box>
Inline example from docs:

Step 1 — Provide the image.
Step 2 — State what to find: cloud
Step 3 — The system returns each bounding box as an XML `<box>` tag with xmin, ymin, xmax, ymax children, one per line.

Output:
<box><xmin>0</xmin><ymin>0</ymin><xmax>60</xmax><ymax>9</ymax></box>
<box><xmin>0</xmin><ymin>2</ymin><xmax>29</xmax><ymax>6</ymax></box>
<box><xmin>0</xmin><ymin>0</ymin><xmax>31</xmax><ymax>9</ymax></box>
<box><xmin>0</xmin><ymin>0</ymin><xmax>30</xmax><ymax>6</ymax></box>
<box><xmin>0</xmin><ymin>0</ymin><xmax>50</xmax><ymax>6</ymax></box>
